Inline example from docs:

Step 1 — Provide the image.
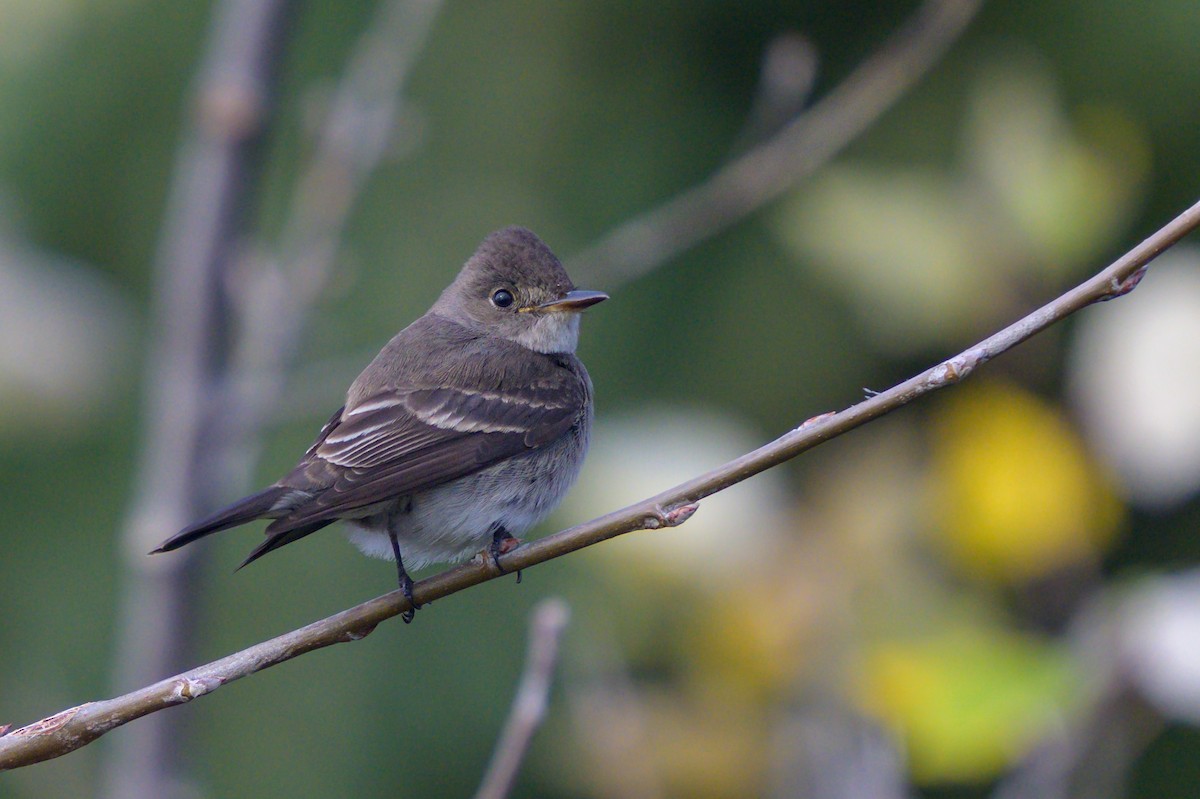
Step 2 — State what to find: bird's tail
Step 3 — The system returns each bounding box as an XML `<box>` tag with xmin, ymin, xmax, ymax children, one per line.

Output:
<box><xmin>150</xmin><ymin>486</ymin><xmax>288</xmax><ymax>554</ymax></box>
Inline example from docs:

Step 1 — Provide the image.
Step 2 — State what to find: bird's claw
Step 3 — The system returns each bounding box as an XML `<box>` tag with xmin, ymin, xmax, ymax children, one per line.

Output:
<box><xmin>399</xmin><ymin>573</ymin><xmax>421</xmax><ymax>623</ymax></box>
<box><xmin>488</xmin><ymin>527</ymin><xmax>523</xmax><ymax>581</ymax></box>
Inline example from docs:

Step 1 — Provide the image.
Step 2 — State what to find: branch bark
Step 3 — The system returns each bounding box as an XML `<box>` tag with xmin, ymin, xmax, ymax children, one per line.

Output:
<box><xmin>4</xmin><ymin>198</ymin><xmax>1197</xmax><ymax>773</ymax></box>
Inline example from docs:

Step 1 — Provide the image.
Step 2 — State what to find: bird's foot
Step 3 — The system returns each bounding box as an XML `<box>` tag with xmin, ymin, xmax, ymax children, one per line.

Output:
<box><xmin>399</xmin><ymin>572</ymin><xmax>420</xmax><ymax>624</ymax></box>
<box><xmin>488</xmin><ymin>526</ymin><xmax>523</xmax><ymax>582</ymax></box>
<box><xmin>389</xmin><ymin>530</ymin><xmax>421</xmax><ymax>623</ymax></box>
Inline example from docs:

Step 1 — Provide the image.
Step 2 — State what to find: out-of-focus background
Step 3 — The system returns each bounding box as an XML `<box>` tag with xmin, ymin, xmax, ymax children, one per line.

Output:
<box><xmin>3</xmin><ymin>0</ymin><xmax>1200</xmax><ymax>797</ymax></box>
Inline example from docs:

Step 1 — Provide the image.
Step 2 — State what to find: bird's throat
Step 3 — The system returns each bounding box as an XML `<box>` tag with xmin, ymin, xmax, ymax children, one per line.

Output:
<box><xmin>511</xmin><ymin>312</ymin><xmax>581</xmax><ymax>354</ymax></box>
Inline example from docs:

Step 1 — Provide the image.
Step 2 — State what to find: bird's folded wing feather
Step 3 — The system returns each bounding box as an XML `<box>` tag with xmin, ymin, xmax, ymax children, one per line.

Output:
<box><xmin>270</xmin><ymin>372</ymin><xmax>584</xmax><ymax>531</ymax></box>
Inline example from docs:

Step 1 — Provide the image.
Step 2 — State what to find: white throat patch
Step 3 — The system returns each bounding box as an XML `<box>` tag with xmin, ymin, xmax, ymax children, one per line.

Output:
<box><xmin>512</xmin><ymin>312</ymin><xmax>581</xmax><ymax>354</ymax></box>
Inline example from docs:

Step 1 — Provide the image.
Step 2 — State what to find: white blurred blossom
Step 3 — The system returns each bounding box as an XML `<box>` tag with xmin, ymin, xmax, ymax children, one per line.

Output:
<box><xmin>1069</xmin><ymin>248</ymin><xmax>1200</xmax><ymax>508</ymax></box>
<box><xmin>559</xmin><ymin>405</ymin><xmax>789</xmax><ymax>579</ymax></box>
<box><xmin>0</xmin><ymin>233</ymin><xmax>132</xmax><ymax>429</ymax></box>
<box><xmin>1120</xmin><ymin>571</ymin><xmax>1200</xmax><ymax>723</ymax></box>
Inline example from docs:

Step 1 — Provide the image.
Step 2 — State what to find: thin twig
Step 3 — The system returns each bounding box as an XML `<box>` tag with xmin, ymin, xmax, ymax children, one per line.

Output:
<box><xmin>3</xmin><ymin>198</ymin><xmax>1196</xmax><ymax>772</ymax></box>
<box><xmin>992</xmin><ymin>685</ymin><xmax>1160</xmax><ymax>799</ymax></box>
<box><xmin>567</xmin><ymin>0</ymin><xmax>981</xmax><ymax>288</ymax></box>
<box><xmin>729</xmin><ymin>31</ymin><xmax>819</xmax><ymax>154</ymax></box>
<box><xmin>475</xmin><ymin>599</ymin><xmax>572</xmax><ymax>799</ymax></box>
<box><xmin>104</xmin><ymin>1</ymin><xmax>294</xmax><ymax>796</ymax></box>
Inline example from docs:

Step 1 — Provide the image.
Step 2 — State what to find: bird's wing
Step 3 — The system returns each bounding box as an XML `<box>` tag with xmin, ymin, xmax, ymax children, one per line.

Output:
<box><xmin>268</xmin><ymin>365</ymin><xmax>586</xmax><ymax>533</ymax></box>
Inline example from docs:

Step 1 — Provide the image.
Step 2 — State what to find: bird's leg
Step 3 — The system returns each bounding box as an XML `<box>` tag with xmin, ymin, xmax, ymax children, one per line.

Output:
<box><xmin>388</xmin><ymin>529</ymin><xmax>420</xmax><ymax>623</ymax></box>
<box><xmin>488</xmin><ymin>524</ymin><xmax>523</xmax><ymax>583</ymax></box>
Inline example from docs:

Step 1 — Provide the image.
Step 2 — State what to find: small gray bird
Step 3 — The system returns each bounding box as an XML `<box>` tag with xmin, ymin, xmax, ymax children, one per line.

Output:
<box><xmin>153</xmin><ymin>227</ymin><xmax>606</xmax><ymax>620</ymax></box>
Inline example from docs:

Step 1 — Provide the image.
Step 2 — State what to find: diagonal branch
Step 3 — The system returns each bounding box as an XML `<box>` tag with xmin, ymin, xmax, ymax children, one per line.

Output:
<box><xmin>3</xmin><ymin>198</ymin><xmax>1197</xmax><ymax>772</ymax></box>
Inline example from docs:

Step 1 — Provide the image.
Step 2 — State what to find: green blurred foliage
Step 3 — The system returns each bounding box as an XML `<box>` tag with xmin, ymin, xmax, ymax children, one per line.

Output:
<box><xmin>860</xmin><ymin>624</ymin><xmax>1077</xmax><ymax>782</ymax></box>
<box><xmin>2</xmin><ymin>1</ymin><xmax>1200</xmax><ymax>798</ymax></box>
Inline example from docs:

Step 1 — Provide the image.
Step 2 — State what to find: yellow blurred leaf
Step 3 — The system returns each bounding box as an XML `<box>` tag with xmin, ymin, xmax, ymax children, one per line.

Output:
<box><xmin>686</xmin><ymin>574</ymin><xmax>820</xmax><ymax>701</ymax></box>
<box><xmin>641</xmin><ymin>690</ymin><xmax>767</xmax><ymax>799</ymax></box>
<box><xmin>926</xmin><ymin>380</ymin><xmax>1122</xmax><ymax>581</ymax></box>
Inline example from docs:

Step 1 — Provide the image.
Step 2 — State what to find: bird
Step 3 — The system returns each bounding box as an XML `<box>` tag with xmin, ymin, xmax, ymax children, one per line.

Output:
<box><xmin>152</xmin><ymin>226</ymin><xmax>607</xmax><ymax>621</ymax></box>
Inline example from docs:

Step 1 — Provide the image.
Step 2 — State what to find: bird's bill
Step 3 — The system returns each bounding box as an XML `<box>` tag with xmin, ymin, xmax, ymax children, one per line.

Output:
<box><xmin>525</xmin><ymin>289</ymin><xmax>609</xmax><ymax>313</ymax></box>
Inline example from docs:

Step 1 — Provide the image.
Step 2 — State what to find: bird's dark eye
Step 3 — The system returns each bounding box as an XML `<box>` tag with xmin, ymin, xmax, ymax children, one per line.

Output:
<box><xmin>491</xmin><ymin>289</ymin><xmax>514</xmax><ymax>308</ymax></box>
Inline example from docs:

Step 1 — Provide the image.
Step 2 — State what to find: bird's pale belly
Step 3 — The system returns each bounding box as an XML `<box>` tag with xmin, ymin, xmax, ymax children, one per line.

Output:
<box><xmin>345</xmin><ymin>424</ymin><xmax>588</xmax><ymax>570</ymax></box>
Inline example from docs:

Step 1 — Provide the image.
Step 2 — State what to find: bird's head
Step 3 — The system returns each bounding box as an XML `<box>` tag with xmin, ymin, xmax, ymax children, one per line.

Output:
<box><xmin>433</xmin><ymin>227</ymin><xmax>608</xmax><ymax>354</ymax></box>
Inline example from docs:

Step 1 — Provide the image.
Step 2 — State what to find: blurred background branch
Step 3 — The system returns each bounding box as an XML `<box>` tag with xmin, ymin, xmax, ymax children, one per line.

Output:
<box><xmin>475</xmin><ymin>599</ymin><xmax>571</xmax><ymax>799</ymax></box>
<box><xmin>104</xmin><ymin>1</ymin><xmax>294</xmax><ymax>796</ymax></box>
<box><xmin>568</xmin><ymin>0</ymin><xmax>981</xmax><ymax>288</ymax></box>
<box><xmin>220</xmin><ymin>0</ymin><xmax>444</xmax><ymax>453</ymax></box>
<box><xmin>3</xmin><ymin>197</ymin><xmax>1196</xmax><ymax>772</ymax></box>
